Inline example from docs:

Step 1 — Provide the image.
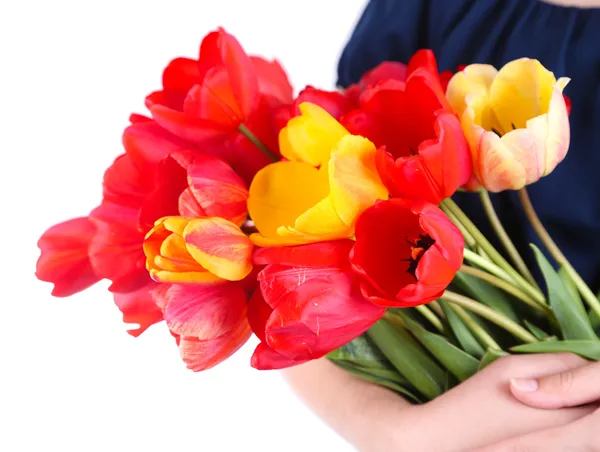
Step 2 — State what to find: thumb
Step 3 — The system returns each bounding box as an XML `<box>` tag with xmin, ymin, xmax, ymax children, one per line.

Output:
<box><xmin>510</xmin><ymin>360</ymin><xmax>600</xmax><ymax>409</ymax></box>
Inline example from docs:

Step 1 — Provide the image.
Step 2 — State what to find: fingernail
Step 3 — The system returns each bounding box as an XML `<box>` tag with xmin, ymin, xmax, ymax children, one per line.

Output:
<box><xmin>511</xmin><ymin>378</ymin><xmax>539</xmax><ymax>392</ymax></box>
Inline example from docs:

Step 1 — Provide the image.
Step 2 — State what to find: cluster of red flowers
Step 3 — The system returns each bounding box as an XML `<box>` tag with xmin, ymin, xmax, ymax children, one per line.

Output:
<box><xmin>36</xmin><ymin>28</ymin><xmax>469</xmax><ymax>371</ymax></box>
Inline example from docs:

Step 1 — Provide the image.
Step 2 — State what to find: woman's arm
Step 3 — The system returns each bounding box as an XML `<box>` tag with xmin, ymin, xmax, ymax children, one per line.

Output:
<box><xmin>282</xmin><ymin>358</ymin><xmax>419</xmax><ymax>451</ymax></box>
<box><xmin>282</xmin><ymin>354</ymin><xmax>596</xmax><ymax>451</ymax></box>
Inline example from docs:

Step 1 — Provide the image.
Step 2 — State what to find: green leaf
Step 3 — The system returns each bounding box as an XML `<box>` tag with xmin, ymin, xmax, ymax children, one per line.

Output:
<box><xmin>367</xmin><ymin>318</ymin><xmax>447</xmax><ymax>401</ymax></box>
<box><xmin>524</xmin><ymin>320</ymin><xmax>551</xmax><ymax>340</ymax></box>
<box><xmin>531</xmin><ymin>245</ymin><xmax>597</xmax><ymax>340</ymax></box>
<box><xmin>589</xmin><ymin>308</ymin><xmax>600</xmax><ymax>334</ymax></box>
<box><xmin>478</xmin><ymin>348</ymin><xmax>508</xmax><ymax>371</ymax></box>
<box><xmin>453</xmin><ymin>272</ymin><xmax>519</xmax><ymax>322</ymax></box>
<box><xmin>402</xmin><ymin>315</ymin><xmax>480</xmax><ymax>381</ymax></box>
<box><xmin>511</xmin><ymin>340</ymin><xmax>600</xmax><ymax>361</ymax></box>
<box><xmin>327</xmin><ymin>335</ymin><xmax>411</xmax><ymax>385</ymax></box>
<box><xmin>332</xmin><ymin>360</ymin><xmax>423</xmax><ymax>403</ymax></box>
<box><xmin>327</xmin><ymin>334</ymin><xmax>389</xmax><ymax>365</ymax></box>
<box><xmin>439</xmin><ymin>300</ymin><xmax>485</xmax><ymax>358</ymax></box>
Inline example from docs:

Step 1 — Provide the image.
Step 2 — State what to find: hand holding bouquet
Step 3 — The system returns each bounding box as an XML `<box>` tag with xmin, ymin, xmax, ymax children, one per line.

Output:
<box><xmin>36</xmin><ymin>28</ymin><xmax>600</xmax><ymax>407</ymax></box>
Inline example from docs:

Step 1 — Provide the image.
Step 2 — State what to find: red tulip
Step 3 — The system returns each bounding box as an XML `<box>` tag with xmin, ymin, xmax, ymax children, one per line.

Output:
<box><xmin>249</xmin><ymin>240</ymin><xmax>385</xmax><ymax>370</ymax></box>
<box><xmin>145</xmin><ymin>28</ymin><xmax>293</xmax><ymax>182</ymax></box>
<box><xmin>344</xmin><ymin>61</ymin><xmax>408</xmax><ymax>105</ymax></box>
<box><xmin>350</xmin><ymin>199</ymin><xmax>464</xmax><ymax>307</ymax></box>
<box><xmin>152</xmin><ymin>283</ymin><xmax>251</xmax><ymax>371</ymax></box>
<box><xmin>36</xmin><ymin>218</ymin><xmax>101</xmax><ymax>297</ymax></box>
<box><xmin>37</xmin><ymin>118</ymin><xmax>250</xmax><ymax>337</ymax></box>
<box><xmin>272</xmin><ymin>86</ymin><xmax>355</xmax><ymax>132</ymax></box>
<box><xmin>341</xmin><ymin>50</ymin><xmax>471</xmax><ymax>204</ymax></box>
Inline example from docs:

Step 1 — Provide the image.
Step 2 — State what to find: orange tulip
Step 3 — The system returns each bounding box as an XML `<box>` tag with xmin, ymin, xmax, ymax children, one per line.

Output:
<box><xmin>143</xmin><ymin>216</ymin><xmax>253</xmax><ymax>283</ymax></box>
<box><xmin>446</xmin><ymin>58</ymin><xmax>570</xmax><ymax>192</ymax></box>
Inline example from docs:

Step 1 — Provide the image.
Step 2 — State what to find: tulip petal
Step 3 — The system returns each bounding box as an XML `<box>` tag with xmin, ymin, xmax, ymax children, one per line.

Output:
<box><xmin>101</xmin><ymin>154</ymin><xmax>153</xmax><ymax>209</ymax></box>
<box><xmin>361</xmin><ymin>61</ymin><xmax>408</xmax><ymax>85</ymax></box>
<box><xmin>198</xmin><ymin>29</ymin><xmax>258</xmax><ymax>122</ymax></box>
<box><xmin>89</xmin><ymin>202</ymin><xmax>148</xmax><ymax>291</ymax></box>
<box><xmin>327</xmin><ymin>135</ymin><xmax>388</xmax><ymax>227</ymax></box>
<box><xmin>143</xmin><ymin>216</ymin><xmax>223</xmax><ymax>284</ymax></box>
<box><xmin>184</xmin><ymin>217</ymin><xmax>253</xmax><ymax>281</ymax></box>
<box><xmin>279</xmin><ymin>135</ymin><xmax>387</xmax><ymax>241</ymax></box>
<box><xmin>351</xmin><ymin>199</ymin><xmax>463</xmax><ymax>307</ymax></box>
<box><xmin>446</xmin><ymin>64</ymin><xmax>498</xmax><ymax>120</ymax></box>
<box><xmin>122</xmin><ymin>120</ymin><xmax>194</xmax><ymax>171</ymax></box>
<box><xmin>179</xmin><ymin>320</ymin><xmax>251</xmax><ymax>371</ymax></box>
<box><xmin>36</xmin><ymin>217</ymin><xmax>101</xmax><ymax>297</ymax></box>
<box><xmin>156</xmin><ymin>283</ymin><xmax>251</xmax><ymax>370</ymax></box>
<box><xmin>113</xmin><ymin>283</ymin><xmax>164</xmax><ymax>337</ymax></box>
<box><xmin>489</xmin><ymin>58</ymin><xmax>556</xmax><ymax>133</ymax></box>
<box><xmin>150</xmin><ymin>105</ymin><xmax>231</xmax><ymax>144</ymax></box>
<box><xmin>539</xmin><ymin>77</ymin><xmax>570</xmax><ymax>175</ymax></box>
<box><xmin>253</xmin><ymin>240</ymin><xmax>353</xmax><ymax>268</ymax></box>
<box><xmin>258</xmin><ymin>264</ymin><xmax>385</xmax><ymax>360</ymax></box>
<box><xmin>178</xmin><ymin>188</ymin><xmax>207</xmax><ymax>218</ymax></box>
<box><xmin>279</xmin><ymin>102</ymin><xmax>348</xmax><ymax>166</ymax></box>
<box><xmin>139</xmin><ymin>155</ymin><xmax>189</xmax><ymax>231</ymax></box>
<box><xmin>161</xmin><ymin>283</ymin><xmax>248</xmax><ymax>337</ymax></box>
<box><xmin>251</xmin><ymin>342</ymin><xmax>308</xmax><ymax>370</ymax></box>
<box><xmin>477</xmin><ymin>131</ymin><xmax>529</xmax><ymax>191</ymax></box>
<box><xmin>248</xmin><ymin>161</ymin><xmax>329</xmax><ymax>240</ymax></box>
<box><xmin>186</xmin><ymin>153</ymin><xmax>248</xmax><ymax>226</ymax></box>
<box><xmin>251</xmin><ymin>56</ymin><xmax>293</xmax><ymax>104</ymax></box>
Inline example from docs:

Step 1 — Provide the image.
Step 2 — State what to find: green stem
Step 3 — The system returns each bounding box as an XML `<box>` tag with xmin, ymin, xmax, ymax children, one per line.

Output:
<box><xmin>459</xmin><ymin>265</ymin><xmax>550</xmax><ymax>314</ymax></box>
<box><xmin>238</xmin><ymin>123</ymin><xmax>279</xmax><ymax>162</ymax></box>
<box><xmin>479</xmin><ymin>191</ymin><xmax>539</xmax><ymax>288</ymax></box>
<box><xmin>518</xmin><ymin>188</ymin><xmax>600</xmax><ymax>319</ymax></box>
<box><xmin>463</xmin><ymin>248</ymin><xmax>516</xmax><ymax>284</ymax></box>
<box><xmin>429</xmin><ymin>300</ymin><xmax>445</xmax><ymax>319</ymax></box>
<box><xmin>441</xmin><ymin>203</ymin><xmax>477</xmax><ymax>248</ymax></box>
<box><xmin>414</xmin><ymin>305</ymin><xmax>444</xmax><ymax>333</ymax></box>
<box><xmin>440</xmin><ymin>291</ymin><xmax>538</xmax><ymax>344</ymax></box>
<box><xmin>444</xmin><ymin>198</ymin><xmax>546</xmax><ymax>305</ymax></box>
<box><xmin>449</xmin><ymin>304</ymin><xmax>501</xmax><ymax>350</ymax></box>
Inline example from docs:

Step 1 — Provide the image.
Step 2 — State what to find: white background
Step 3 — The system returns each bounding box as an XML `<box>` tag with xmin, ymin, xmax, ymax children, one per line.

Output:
<box><xmin>0</xmin><ymin>1</ymin><xmax>368</xmax><ymax>450</ymax></box>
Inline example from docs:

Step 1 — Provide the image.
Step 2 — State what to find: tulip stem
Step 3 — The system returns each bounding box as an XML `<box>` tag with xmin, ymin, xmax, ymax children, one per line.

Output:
<box><xmin>447</xmin><ymin>303</ymin><xmax>502</xmax><ymax>350</ymax></box>
<box><xmin>479</xmin><ymin>191</ymin><xmax>539</xmax><ymax>288</ymax></box>
<box><xmin>441</xmin><ymin>204</ymin><xmax>477</xmax><ymax>249</ymax></box>
<box><xmin>441</xmin><ymin>291</ymin><xmax>538</xmax><ymax>344</ymax></box>
<box><xmin>429</xmin><ymin>300</ymin><xmax>445</xmax><ymax>319</ymax></box>
<box><xmin>459</xmin><ymin>265</ymin><xmax>550</xmax><ymax>314</ymax></box>
<box><xmin>238</xmin><ymin>124</ymin><xmax>279</xmax><ymax>162</ymax></box>
<box><xmin>443</xmin><ymin>198</ymin><xmax>547</xmax><ymax>305</ymax></box>
<box><xmin>414</xmin><ymin>305</ymin><xmax>445</xmax><ymax>333</ymax></box>
<box><xmin>463</xmin><ymin>249</ymin><xmax>515</xmax><ymax>283</ymax></box>
<box><xmin>518</xmin><ymin>188</ymin><xmax>600</xmax><ymax>319</ymax></box>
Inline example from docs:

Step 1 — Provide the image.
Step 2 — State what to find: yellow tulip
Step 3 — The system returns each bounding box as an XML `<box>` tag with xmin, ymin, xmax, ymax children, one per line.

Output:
<box><xmin>248</xmin><ymin>103</ymin><xmax>388</xmax><ymax>246</ymax></box>
<box><xmin>143</xmin><ymin>216</ymin><xmax>253</xmax><ymax>283</ymax></box>
<box><xmin>446</xmin><ymin>59</ymin><xmax>570</xmax><ymax>192</ymax></box>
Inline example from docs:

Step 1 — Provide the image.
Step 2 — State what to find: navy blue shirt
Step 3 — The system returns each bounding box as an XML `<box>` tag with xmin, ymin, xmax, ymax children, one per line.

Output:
<box><xmin>337</xmin><ymin>0</ymin><xmax>600</xmax><ymax>290</ymax></box>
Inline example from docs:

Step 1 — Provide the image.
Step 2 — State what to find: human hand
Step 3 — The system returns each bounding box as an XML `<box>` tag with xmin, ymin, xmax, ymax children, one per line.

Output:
<box><xmin>282</xmin><ymin>354</ymin><xmax>595</xmax><ymax>452</ymax></box>
<box><xmin>476</xmin><ymin>358</ymin><xmax>600</xmax><ymax>451</ymax></box>
<box><xmin>402</xmin><ymin>353</ymin><xmax>595</xmax><ymax>451</ymax></box>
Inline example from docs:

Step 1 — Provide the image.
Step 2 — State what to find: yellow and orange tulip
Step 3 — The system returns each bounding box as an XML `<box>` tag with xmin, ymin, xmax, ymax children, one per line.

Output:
<box><xmin>446</xmin><ymin>58</ymin><xmax>570</xmax><ymax>192</ymax></box>
<box><xmin>248</xmin><ymin>103</ymin><xmax>388</xmax><ymax>247</ymax></box>
<box><xmin>143</xmin><ymin>216</ymin><xmax>253</xmax><ymax>283</ymax></box>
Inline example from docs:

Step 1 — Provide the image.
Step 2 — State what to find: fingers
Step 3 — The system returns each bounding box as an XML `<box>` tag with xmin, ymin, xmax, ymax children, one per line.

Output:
<box><xmin>483</xmin><ymin>352</ymin><xmax>588</xmax><ymax>380</ymax></box>
<box><xmin>474</xmin><ymin>425</ymin><xmax>567</xmax><ymax>452</ymax></box>
<box><xmin>511</xmin><ymin>360</ymin><xmax>600</xmax><ymax>409</ymax></box>
<box><xmin>475</xmin><ymin>409</ymin><xmax>600</xmax><ymax>452</ymax></box>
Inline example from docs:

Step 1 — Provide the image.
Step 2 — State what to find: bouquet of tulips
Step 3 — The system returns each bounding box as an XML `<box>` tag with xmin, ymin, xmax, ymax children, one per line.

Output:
<box><xmin>36</xmin><ymin>28</ymin><xmax>600</xmax><ymax>403</ymax></box>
